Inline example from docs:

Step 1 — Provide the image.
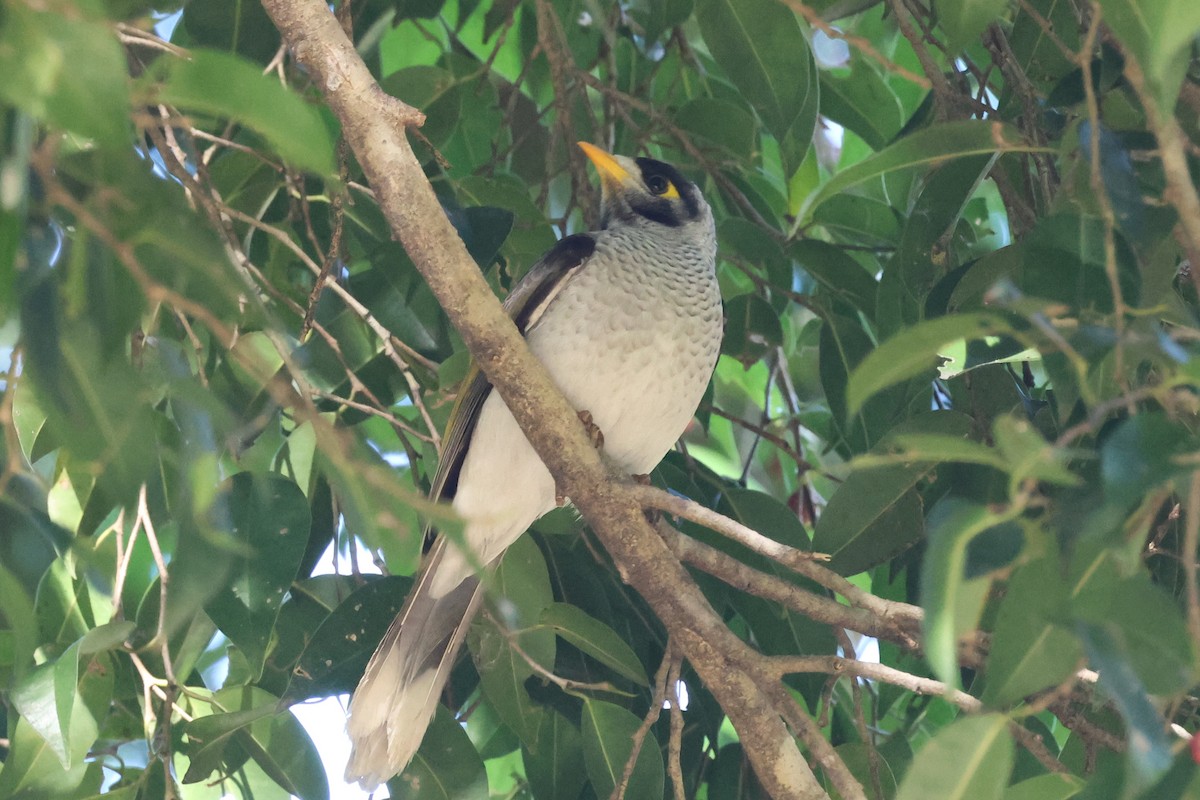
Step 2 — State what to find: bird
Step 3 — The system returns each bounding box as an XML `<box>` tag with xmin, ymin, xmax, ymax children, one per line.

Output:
<box><xmin>344</xmin><ymin>142</ymin><xmax>723</xmax><ymax>790</ymax></box>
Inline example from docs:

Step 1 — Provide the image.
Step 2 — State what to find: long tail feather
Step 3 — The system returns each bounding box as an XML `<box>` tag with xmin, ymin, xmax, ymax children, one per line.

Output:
<box><xmin>344</xmin><ymin>539</ymin><xmax>482</xmax><ymax>790</ymax></box>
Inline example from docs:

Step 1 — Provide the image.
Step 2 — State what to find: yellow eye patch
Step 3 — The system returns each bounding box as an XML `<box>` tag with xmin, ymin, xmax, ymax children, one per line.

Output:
<box><xmin>660</xmin><ymin>182</ymin><xmax>680</xmax><ymax>200</ymax></box>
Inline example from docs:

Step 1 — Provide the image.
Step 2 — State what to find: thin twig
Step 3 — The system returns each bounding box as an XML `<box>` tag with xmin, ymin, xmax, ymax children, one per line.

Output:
<box><xmin>610</xmin><ymin>647</ymin><xmax>674</xmax><ymax>800</ymax></box>
<box><xmin>1184</xmin><ymin>472</ymin><xmax>1200</xmax><ymax>651</ymax></box>
<box><xmin>1078</xmin><ymin>9</ymin><xmax>1130</xmax><ymax>401</ymax></box>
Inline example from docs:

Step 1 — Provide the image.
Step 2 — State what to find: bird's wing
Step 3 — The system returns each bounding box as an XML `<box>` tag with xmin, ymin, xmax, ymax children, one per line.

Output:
<box><xmin>426</xmin><ymin>232</ymin><xmax>597</xmax><ymax>505</ymax></box>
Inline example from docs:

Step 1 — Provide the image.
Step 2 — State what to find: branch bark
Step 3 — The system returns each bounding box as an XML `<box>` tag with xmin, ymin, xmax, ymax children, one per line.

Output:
<box><xmin>259</xmin><ymin>1</ymin><xmax>836</xmax><ymax>797</ymax></box>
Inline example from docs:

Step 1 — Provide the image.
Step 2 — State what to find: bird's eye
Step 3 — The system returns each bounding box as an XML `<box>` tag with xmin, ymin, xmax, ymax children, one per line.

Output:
<box><xmin>646</xmin><ymin>175</ymin><xmax>671</xmax><ymax>195</ymax></box>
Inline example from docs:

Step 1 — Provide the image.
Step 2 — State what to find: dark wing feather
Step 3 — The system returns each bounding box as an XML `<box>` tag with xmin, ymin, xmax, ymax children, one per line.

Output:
<box><xmin>426</xmin><ymin>233</ymin><xmax>597</xmax><ymax>507</ymax></box>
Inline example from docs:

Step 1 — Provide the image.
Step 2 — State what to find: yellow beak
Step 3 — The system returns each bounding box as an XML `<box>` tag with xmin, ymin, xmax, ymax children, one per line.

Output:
<box><xmin>578</xmin><ymin>142</ymin><xmax>632</xmax><ymax>196</ymax></box>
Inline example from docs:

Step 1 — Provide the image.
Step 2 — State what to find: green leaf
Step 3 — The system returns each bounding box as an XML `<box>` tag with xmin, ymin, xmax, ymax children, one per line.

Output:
<box><xmin>1010</xmin><ymin>0</ymin><xmax>1081</xmax><ymax>86</ymax></box>
<box><xmin>0</xmin><ymin>8</ymin><xmax>131</xmax><ymax>149</ymax></box>
<box><xmin>286</xmin><ymin>575</ymin><xmax>412</xmax><ymax>701</ymax></box>
<box><xmin>695</xmin><ymin>0</ymin><xmax>818</xmax><ymax>168</ymax></box>
<box><xmin>1095</xmin><ymin>0</ymin><xmax>1200</xmax><ymax>115</ymax></box>
<box><xmin>983</xmin><ymin>556</ymin><xmax>1083</xmax><ymax>707</ymax></box>
<box><xmin>180</xmin><ymin>0</ymin><xmax>282</xmax><ymax>62</ymax></box>
<box><xmin>673</xmin><ymin>97</ymin><xmax>758</xmax><ymax>158</ymax></box>
<box><xmin>847</xmin><ymin>312</ymin><xmax>1016</xmax><ymax>417</ymax></box>
<box><xmin>722</xmin><ymin>293</ymin><xmax>784</xmax><ymax>366</ymax></box>
<box><xmin>895</xmin><ymin>714</ymin><xmax>1014</xmax><ymax>800</ymax></box>
<box><xmin>182</xmin><ymin>704</ymin><xmax>279</xmax><ymax>784</ymax></box>
<box><xmin>470</xmin><ymin>535</ymin><xmax>555</xmax><ymax>747</ymax></box>
<box><xmin>522</xmin><ymin>711</ymin><xmax>587</xmax><ymax>800</ymax></box>
<box><xmin>581</xmin><ymin>698</ymin><xmax>665</xmax><ymax>800</ymax></box>
<box><xmin>815</xmin><ymin>412</ymin><xmax>973</xmax><ymax>574</ymax></box>
<box><xmin>0</xmin><ymin>717</ymin><xmax>104</xmax><ymax>800</ymax></box>
<box><xmin>317</xmin><ymin>439</ymin><xmax>425</xmax><ymax>575</ymax></box>
<box><xmin>1101</xmin><ymin>413</ymin><xmax>1199</xmax><ymax>507</ymax></box>
<box><xmin>0</xmin><ymin>557</ymin><xmax>39</xmax><ymax>683</ymax></box>
<box><xmin>877</xmin><ymin>154</ymin><xmax>997</xmax><ymax>337</ymax></box>
<box><xmin>873</xmin><ymin>433</ymin><xmax>1009</xmax><ymax>471</ymax></box>
<box><xmin>801</xmin><ymin>121</ymin><xmax>1050</xmax><ymax>222</ymax></box>
<box><xmin>1074</xmin><ymin>572</ymin><xmax>1194</xmax><ymax>696</ymax></box>
<box><xmin>810</xmin><ymin>195</ymin><xmax>903</xmax><ymax>247</ymax></box>
<box><xmin>934</xmin><ymin>0</ymin><xmax>1011</xmax><ymax>55</ymax></box>
<box><xmin>182</xmin><ymin>686</ymin><xmax>328</xmax><ymax>800</ymax></box>
<box><xmin>449</xmin><ymin>205</ymin><xmax>515</xmax><ymax>270</ymax></box>
<box><xmin>820</xmin><ymin>312</ymin><xmax>922</xmax><ymax>453</ymax></box>
<box><xmin>389</xmin><ymin>706</ymin><xmax>489</xmax><ymax>800</ymax></box>
<box><xmin>921</xmin><ymin>497</ymin><xmax>1009</xmax><ymax>687</ymax></box>
<box><xmin>1077</xmin><ymin>624</ymin><xmax>1173</xmax><ymax>791</ymax></box>
<box><xmin>10</xmin><ymin>662</ymin><xmax>68</xmax><ymax>766</ymax></box>
<box><xmin>1003</xmin><ymin>773</ymin><xmax>1085</xmax><ymax>800</ymax></box>
<box><xmin>1022</xmin><ymin>213</ymin><xmax>1140</xmax><ymax>312</ymax></box>
<box><xmin>0</xmin><ymin>653</ymin><xmax>112</xmax><ymax>798</ymax></box>
<box><xmin>629</xmin><ymin>0</ymin><xmax>695</xmax><ymax>43</ymax></box>
<box><xmin>540</xmin><ymin>603</ymin><xmax>649</xmax><ymax>686</ymax></box>
<box><xmin>793</xmin><ymin>240</ymin><xmax>880</xmax><ymax>315</ymax></box>
<box><xmin>9</xmin><ymin>620</ymin><xmax>131</xmax><ymax>772</ymax></box>
<box><xmin>991</xmin><ymin>414</ymin><xmax>1081</xmax><ymax>488</ymax></box>
<box><xmin>149</xmin><ymin>49</ymin><xmax>336</xmax><ymax>175</ymax></box>
<box><xmin>818</xmin><ymin>54</ymin><xmax>905</xmax><ymax>151</ymax></box>
<box><xmin>204</xmin><ymin>473</ymin><xmax>312</xmax><ymax>678</ymax></box>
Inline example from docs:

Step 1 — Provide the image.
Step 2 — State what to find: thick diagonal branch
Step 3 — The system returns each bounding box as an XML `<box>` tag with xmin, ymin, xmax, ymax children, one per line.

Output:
<box><xmin>259</xmin><ymin>1</ymin><xmax>838</xmax><ymax>797</ymax></box>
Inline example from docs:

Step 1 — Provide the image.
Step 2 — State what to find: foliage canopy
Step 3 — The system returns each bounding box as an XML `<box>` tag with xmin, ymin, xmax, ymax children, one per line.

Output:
<box><xmin>3</xmin><ymin>0</ymin><xmax>1200</xmax><ymax>798</ymax></box>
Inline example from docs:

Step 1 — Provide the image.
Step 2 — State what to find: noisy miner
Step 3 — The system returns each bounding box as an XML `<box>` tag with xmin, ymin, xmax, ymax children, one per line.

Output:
<box><xmin>345</xmin><ymin>143</ymin><xmax>723</xmax><ymax>789</ymax></box>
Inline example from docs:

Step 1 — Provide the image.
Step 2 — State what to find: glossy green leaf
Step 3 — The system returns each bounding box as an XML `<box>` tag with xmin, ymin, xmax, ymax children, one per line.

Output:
<box><xmin>1003</xmin><ymin>773</ymin><xmax>1085</xmax><ymax>800</ymax></box>
<box><xmin>182</xmin><ymin>686</ymin><xmax>328</xmax><ymax>800</ymax></box>
<box><xmin>810</xmin><ymin>194</ymin><xmax>902</xmax><ymax>246</ymax></box>
<box><xmin>204</xmin><ymin>473</ymin><xmax>311</xmax><ymax>678</ymax></box>
<box><xmin>818</xmin><ymin>54</ymin><xmax>904</xmax><ymax>151</ymax></box>
<box><xmin>0</xmin><ymin>652</ymin><xmax>112</xmax><ymax>798</ymax></box>
<box><xmin>695</xmin><ymin>0</ymin><xmax>817</xmax><ymax>167</ymax></box>
<box><xmin>0</xmin><ymin>8</ymin><xmax>130</xmax><ymax>149</ymax></box>
<box><xmin>934</xmin><ymin>0</ymin><xmax>1010</xmax><ymax>54</ymax></box>
<box><xmin>390</xmin><ymin>705</ymin><xmax>488</xmax><ymax>800</ymax></box>
<box><xmin>1077</xmin><ymin>624</ymin><xmax>1173</xmax><ymax>791</ymax></box>
<box><xmin>877</xmin><ymin>153</ymin><xmax>997</xmax><ymax>337</ymax></box>
<box><xmin>1101</xmin><ymin>413</ymin><xmax>1199</xmax><ymax>507</ymax></box>
<box><xmin>674</xmin><ymin>97</ymin><xmax>758</xmax><ymax>158</ymax></box>
<box><xmin>629</xmin><ymin>0</ymin><xmax>694</xmax><ymax>43</ymax></box>
<box><xmin>921</xmin><ymin>497</ymin><xmax>1010</xmax><ymax>687</ymax></box>
<box><xmin>722</xmin><ymin>293</ymin><xmax>785</xmax><ymax>366</ymax></box>
<box><xmin>846</xmin><ymin>312</ymin><xmax>1016</xmax><ymax>416</ymax></box>
<box><xmin>991</xmin><ymin>414</ymin><xmax>1080</xmax><ymax>488</ymax></box>
<box><xmin>1095</xmin><ymin>0</ymin><xmax>1200</xmax><ymax>114</ymax></box>
<box><xmin>815</xmin><ymin>412</ymin><xmax>972</xmax><ymax>574</ymax></box>
<box><xmin>522</xmin><ymin>710</ymin><xmax>587</xmax><ymax>800</ymax></box>
<box><xmin>801</xmin><ymin>121</ymin><xmax>1050</xmax><ymax>222</ymax></box>
<box><xmin>1074</xmin><ymin>571</ymin><xmax>1194</xmax><ymax>697</ymax></box>
<box><xmin>8</xmin><ymin>621</ymin><xmax>130</xmax><ymax>771</ymax></box>
<box><xmin>1022</xmin><ymin>213</ymin><xmax>1141</xmax><ymax>312</ymax></box>
<box><xmin>286</xmin><ymin>576</ymin><xmax>412</xmax><ymax>701</ymax></box>
<box><xmin>867</xmin><ymin>432</ymin><xmax>1008</xmax><ymax>471</ymax></box>
<box><xmin>181</xmin><ymin>0</ymin><xmax>282</xmax><ymax>62</ymax></box>
<box><xmin>983</xmin><ymin>556</ymin><xmax>1082</xmax><ymax>707</ymax></box>
<box><xmin>540</xmin><ymin>603</ymin><xmax>648</xmax><ymax>686</ymax></box>
<box><xmin>470</xmin><ymin>535</ymin><xmax>555</xmax><ymax>747</ymax></box>
<box><xmin>581</xmin><ymin>698</ymin><xmax>665</xmax><ymax>800</ymax></box>
<box><xmin>1010</xmin><ymin>0</ymin><xmax>1081</xmax><ymax>86</ymax></box>
<box><xmin>150</xmin><ymin>49</ymin><xmax>336</xmax><ymax>175</ymax></box>
<box><xmin>896</xmin><ymin>714</ymin><xmax>1013</xmax><ymax>800</ymax></box>
<box><xmin>182</xmin><ymin>704</ymin><xmax>278</xmax><ymax>784</ymax></box>
<box><xmin>793</xmin><ymin>240</ymin><xmax>880</xmax><ymax>315</ymax></box>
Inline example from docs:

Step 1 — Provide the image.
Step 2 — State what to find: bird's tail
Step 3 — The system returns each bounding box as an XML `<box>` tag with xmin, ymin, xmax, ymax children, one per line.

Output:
<box><xmin>344</xmin><ymin>538</ymin><xmax>483</xmax><ymax>790</ymax></box>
